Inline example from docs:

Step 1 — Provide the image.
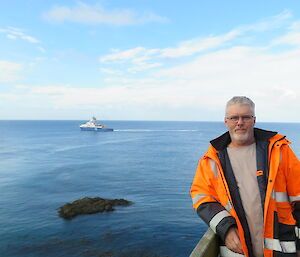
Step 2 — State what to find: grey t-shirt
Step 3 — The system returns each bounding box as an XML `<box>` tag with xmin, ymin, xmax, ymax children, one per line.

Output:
<box><xmin>227</xmin><ymin>143</ymin><xmax>264</xmax><ymax>257</ymax></box>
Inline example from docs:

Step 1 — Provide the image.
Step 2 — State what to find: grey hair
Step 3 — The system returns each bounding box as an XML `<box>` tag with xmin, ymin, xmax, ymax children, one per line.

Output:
<box><xmin>225</xmin><ymin>96</ymin><xmax>255</xmax><ymax>115</ymax></box>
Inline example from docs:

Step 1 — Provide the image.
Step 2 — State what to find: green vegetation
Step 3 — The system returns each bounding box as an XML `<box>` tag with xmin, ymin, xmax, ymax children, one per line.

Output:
<box><xmin>58</xmin><ymin>197</ymin><xmax>132</xmax><ymax>219</ymax></box>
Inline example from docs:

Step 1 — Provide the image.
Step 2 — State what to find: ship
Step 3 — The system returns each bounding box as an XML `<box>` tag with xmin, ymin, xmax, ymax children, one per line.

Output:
<box><xmin>79</xmin><ymin>117</ymin><xmax>113</xmax><ymax>132</ymax></box>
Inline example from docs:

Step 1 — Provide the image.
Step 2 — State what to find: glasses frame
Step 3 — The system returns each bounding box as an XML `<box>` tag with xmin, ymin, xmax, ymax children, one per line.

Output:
<box><xmin>225</xmin><ymin>115</ymin><xmax>255</xmax><ymax>123</ymax></box>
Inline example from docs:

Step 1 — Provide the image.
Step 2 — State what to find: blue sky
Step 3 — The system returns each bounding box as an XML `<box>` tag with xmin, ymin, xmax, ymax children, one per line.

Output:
<box><xmin>1</xmin><ymin>0</ymin><xmax>300</xmax><ymax>121</ymax></box>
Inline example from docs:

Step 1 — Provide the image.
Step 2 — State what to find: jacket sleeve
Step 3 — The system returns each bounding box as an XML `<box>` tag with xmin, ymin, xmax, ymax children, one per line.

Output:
<box><xmin>283</xmin><ymin>145</ymin><xmax>300</xmax><ymax>250</ymax></box>
<box><xmin>191</xmin><ymin>155</ymin><xmax>237</xmax><ymax>242</ymax></box>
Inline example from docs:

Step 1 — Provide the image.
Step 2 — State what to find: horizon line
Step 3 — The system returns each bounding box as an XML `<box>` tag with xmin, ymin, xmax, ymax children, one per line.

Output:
<box><xmin>0</xmin><ymin>119</ymin><xmax>299</xmax><ymax>124</ymax></box>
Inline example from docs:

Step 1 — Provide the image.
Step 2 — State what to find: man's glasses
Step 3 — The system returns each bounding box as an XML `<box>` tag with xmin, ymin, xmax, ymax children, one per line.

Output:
<box><xmin>226</xmin><ymin>115</ymin><xmax>255</xmax><ymax>123</ymax></box>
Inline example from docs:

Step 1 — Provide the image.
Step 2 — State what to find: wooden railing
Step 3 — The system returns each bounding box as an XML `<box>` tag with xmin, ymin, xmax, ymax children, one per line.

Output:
<box><xmin>189</xmin><ymin>228</ymin><xmax>219</xmax><ymax>257</ymax></box>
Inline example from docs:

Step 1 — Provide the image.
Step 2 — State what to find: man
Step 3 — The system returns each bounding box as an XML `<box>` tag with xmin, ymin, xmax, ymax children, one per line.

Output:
<box><xmin>190</xmin><ymin>96</ymin><xmax>300</xmax><ymax>257</ymax></box>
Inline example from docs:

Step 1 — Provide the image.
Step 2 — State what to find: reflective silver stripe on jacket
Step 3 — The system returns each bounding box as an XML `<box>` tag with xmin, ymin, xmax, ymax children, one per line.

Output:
<box><xmin>209</xmin><ymin>210</ymin><xmax>231</xmax><ymax>233</ymax></box>
<box><xmin>264</xmin><ymin>238</ymin><xmax>296</xmax><ymax>253</ymax></box>
<box><xmin>209</xmin><ymin>159</ymin><xmax>219</xmax><ymax>178</ymax></box>
<box><xmin>224</xmin><ymin>200</ymin><xmax>233</xmax><ymax>212</ymax></box>
<box><xmin>219</xmin><ymin>246</ymin><xmax>245</xmax><ymax>257</ymax></box>
<box><xmin>289</xmin><ymin>195</ymin><xmax>300</xmax><ymax>202</ymax></box>
<box><xmin>192</xmin><ymin>193</ymin><xmax>207</xmax><ymax>205</ymax></box>
<box><xmin>296</xmin><ymin>227</ymin><xmax>300</xmax><ymax>239</ymax></box>
<box><xmin>271</xmin><ymin>190</ymin><xmax>289</xmax><ymax>203</ymax></box>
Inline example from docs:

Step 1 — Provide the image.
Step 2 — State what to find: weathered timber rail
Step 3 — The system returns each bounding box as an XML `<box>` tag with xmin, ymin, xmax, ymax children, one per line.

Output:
<box><xmin>189</xmin><ymin>228</ymin><xmax>219</xmax><ymax>257</ymax></box>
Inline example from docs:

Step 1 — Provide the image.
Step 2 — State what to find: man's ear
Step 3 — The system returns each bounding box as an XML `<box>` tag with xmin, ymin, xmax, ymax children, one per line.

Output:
<box><xmin>224</xmin><ymin>118</ymin><xmax>229</xmax><ymax>128</ymax></box>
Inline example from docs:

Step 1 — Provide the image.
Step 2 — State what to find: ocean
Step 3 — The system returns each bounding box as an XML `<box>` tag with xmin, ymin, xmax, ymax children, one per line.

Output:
<box><xmin>0</xmin><ymin>120</ymin><xmax>300</xmax><ymax>257</ymax></box>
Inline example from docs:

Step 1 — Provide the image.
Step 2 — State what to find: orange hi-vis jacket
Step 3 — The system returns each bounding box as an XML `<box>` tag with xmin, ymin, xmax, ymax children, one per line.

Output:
<box><xmin>191</xmin><ymin>128</ymin><xmax>300</xmax><ymax>257</ymax></box>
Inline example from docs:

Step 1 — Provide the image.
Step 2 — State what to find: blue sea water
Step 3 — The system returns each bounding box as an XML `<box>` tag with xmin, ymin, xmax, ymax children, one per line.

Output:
<box><xmin>0</xmin><ymin>120</ymin><xmax>300</xmax><ymax>257</ymax></box>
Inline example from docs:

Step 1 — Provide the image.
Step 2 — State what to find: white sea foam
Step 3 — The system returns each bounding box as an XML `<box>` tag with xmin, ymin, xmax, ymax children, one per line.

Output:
<box><xmin>114</xmin><ymin>129</ymin><xmax>198</xmax><ymax>132</ymax></box>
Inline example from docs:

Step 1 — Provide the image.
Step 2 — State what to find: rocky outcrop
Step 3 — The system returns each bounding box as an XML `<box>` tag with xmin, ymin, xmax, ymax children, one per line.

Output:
<box><xmin>58</xmin><ymin>197</ymin><xmax>132</xmax><ymax>219</ymax></box>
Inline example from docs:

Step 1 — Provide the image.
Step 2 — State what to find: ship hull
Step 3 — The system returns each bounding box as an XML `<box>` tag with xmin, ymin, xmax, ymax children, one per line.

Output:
<box><xmin>80</xmin><ymin>127</ymin><xmax>113</xmax><ymax>132</ymax></box>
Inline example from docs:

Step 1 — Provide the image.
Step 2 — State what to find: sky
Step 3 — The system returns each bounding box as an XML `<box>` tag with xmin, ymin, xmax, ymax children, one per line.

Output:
<box><xmin>1</xmin><ymin>0</ymin><xmax>300</xmax><ymax>122</ymax></box>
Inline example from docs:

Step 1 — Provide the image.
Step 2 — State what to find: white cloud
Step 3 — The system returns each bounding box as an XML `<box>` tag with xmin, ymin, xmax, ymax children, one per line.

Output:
<box><xmin>99</xmin><ymin>30</ymin><xmax>241</xmax><ymax>73</ymax></box>
<box><xmin>13</xmin><ymin>83</ymin><xmax>197</xmax><ymax>110</ymax></box>
<box><xmin>6</xmin><ymin>34</ymin><xmax>17</xmax><ymax>40</ymax></box>
<box><xmin>103</xmin><ymin>77</ymin><xmax>163</xmax><ymax>84</ymax></box>
<box><xmin>21</xmin><ymin>35</ymin><xmax>39</xmax><ymax>43</ymax></box>
<box><xmin>266</xmin><ymin>17</ymin><xmax>300</xmax><ymax>47</ymax></box>
<box><xmin>289</xmin><ymin>21</ymin><xmax>300</xmax><ymax>31</ymax></box>
<box><xmin>271</xmin><ymin>32</ymin><xmax>300</xmax><ymax>46</ymax></box>
<box><xmin>7</xmin><ymin>40</ymin><xmax>300</xmax><ymax>122</ymax></box>
<box><xmin>242</xmin><ymin>9</ymin><xmax>292</xmax><ymax>32</ymax></box>
<box><xmin>43</xmin><ymin>2</ymin><xmax>168</xmax><ymax>25</ymax></box>
<box><xmin>100</xmin><ymin>68</ymin><xmax>123</xmax><ymax>75</ymax></box>
<box><xmin>16</xmin><ymin>39</ymin><xmax>300</xmax><ymax>109</ymax></box>
<box><xmin>274</xmin><ymin>86</ymin><xmax>297</xmax><ymax>99</ymax></box>
<box><xmin>29</xmin><ymin>86</ymin><xmax>71</xmax><ymax>96</ymax></box>
<box><xmin>15</xmin><ymin>85</ymin><xmax>28</xmax><ymax>89</ymax></box>
<box><xmin>127</xmin><ymin>62</ymin><xmax>163</xmax><ymax>73</ymax></box>
<box><xmin>37</xmin><ymin>57</ymin><xmax>47</xmax><ymax>62</ymax></box>
<box><xmin>37</xmin><ymin>47</ymin><xmax>46</xmax><ymax>53</ymax></box>
<box><xmin>3</xmin><ymin>10</ymin><xmax>300</xmax><ymax>121</ymax></box>
<box><xmin>99</xmin><ymin>10</ymin><xmax>293</xmax><ymax>65</ymax></box>
<box><xmin>149</xmin><ymin>44</ymin><xmax>300</xmax><ymax>120</ymax></box>
<box><xmin>0</xmin><ymin>60</ymin><xmax>22</xmax><ymax>82</ymax></box>
<box><xmin>0</xmin><ymin>27</ymin><xmax>39</xmax><ymax>43</ymax></box>
<box><xmin>0</xmin><ymin>93</ymin><xmax>20</xmax><ymax>100</ymax></box>
<box><xmin>100</xmin><ymin>32</ymin><xmax>240</xmax><ymax>64</ymax></box>
<box><xmin>100</xmin><ymin>47</ymin><xmax>148</xmax><ymax>63</ymax></box>
<box><xmin>156</xmin><ymin>45</ymin><xmax>300</xmax><ymax>85</ymax></box>
<box><xmin>100</xmin><ymin>47</ymin><xmax>161</xmax><ymax>73</ymax></box>
<box><xmin>90</xmin><ymin>10</ymin><xmax>300</xmax><ymax>121</ymax></box>
<box><xmin>160</xmin><ymin>30</ymin><xmax>241</xmax><ymax>58</ymax></box>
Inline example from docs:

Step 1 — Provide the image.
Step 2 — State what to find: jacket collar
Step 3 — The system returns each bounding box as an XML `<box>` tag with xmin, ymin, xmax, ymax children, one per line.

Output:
<box><xmin>210</xmin><ymin>127</ymin><xmax>278</xmax><ymax>151</ymax></box>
